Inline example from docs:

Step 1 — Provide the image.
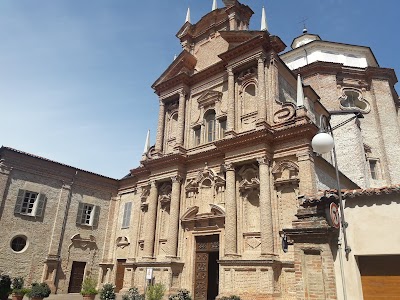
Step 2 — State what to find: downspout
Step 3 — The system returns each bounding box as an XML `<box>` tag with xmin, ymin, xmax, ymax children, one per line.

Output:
<box><xmin>54</xmin><ymin>170</ymin><xmax>78</xmax><ymax>293</ymax></box>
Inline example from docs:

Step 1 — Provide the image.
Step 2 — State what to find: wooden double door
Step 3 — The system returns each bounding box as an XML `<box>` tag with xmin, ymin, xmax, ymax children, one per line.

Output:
<box><xmin>194</xmin><ymin>235</ymin><xmax>219</xmax><ymax>300</ymax></box>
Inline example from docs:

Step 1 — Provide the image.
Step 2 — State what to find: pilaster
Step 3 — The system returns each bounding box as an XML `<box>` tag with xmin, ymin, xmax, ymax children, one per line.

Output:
<box><xmin>143</xmin><ymin>180</ymin><xmax>158</xmax><ymax>258</ymax></box>
<box><xmin>257</xmin><ymin>157</ymin><xmax>274</xmax><ymax>256</ymax></box>
<box><xmin>167</xmin><ymin>175</ymin><xmax>182</xmax><ymax>257</ymax></box>
<box><xmin>257</xmin><ymin>55</ymin><xmax>267</xmax><ymax>124</ymax></box>
<box><xmin>296</xmin><ymin>150</ymin><xmax>317</xmax><ymax>195</ymax></box>
<box><xmin>155</xmin><ymin>99</ymin><xmax>166</xmax><ymax>154</ymax></box>
<box><xmin>224</xmin><ymin>163</ymin><xmax>237</xmax><ymax>256</ymax></box>
<box><xmin>176</xmin><ymin>90</ymin><xmax>186</xmax><ymax>146</ymax></box>
<box><xmin>226</xmin><ymin>67</ymin><xmax>236</xmax><ymax>136</ymax></box>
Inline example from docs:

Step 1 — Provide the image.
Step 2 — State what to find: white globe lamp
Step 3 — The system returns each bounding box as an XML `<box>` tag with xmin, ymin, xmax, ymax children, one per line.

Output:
<box><xmin>311</xmin><ymin>132</ymin><xmax>334</xmax><ymax>154</ymax></box>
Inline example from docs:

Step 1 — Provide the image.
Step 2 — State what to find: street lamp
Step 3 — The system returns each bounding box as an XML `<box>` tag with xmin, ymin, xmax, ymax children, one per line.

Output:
<box><xmin>311</xmin><ymin>112</ymin><xmax>362</xmax><ymax>300</ymax></box>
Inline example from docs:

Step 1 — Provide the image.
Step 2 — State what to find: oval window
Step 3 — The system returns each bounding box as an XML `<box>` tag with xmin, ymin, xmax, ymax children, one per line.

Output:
<box><xmin>11</xmin><ymin>236</ymin><xmax>27</xmax><ymax>252</ymax></box>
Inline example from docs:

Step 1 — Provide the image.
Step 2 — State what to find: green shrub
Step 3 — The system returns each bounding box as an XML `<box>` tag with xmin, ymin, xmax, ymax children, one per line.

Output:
<box><xmin>146</xmin><ymin>283</ymin><xmax>165</xmax><ymax>300</ymax></box>
<box><xmin>122</xmin><ymin>287</ymin><xmax>145</xmax><ymax>300</ymax></box>
<box><xmin>168</xmin><ymin>289</ymin><xmax>192</xmax><ymax>300</ymax></box>
<box><xmin>100</xmin><ymin>283</ymin><xmax>116</xmax><ymax>300</ymax></box>
<box><xmin>27</xmin><ymin>282</ymin><xmax>51</xmax><ymax>298</ymax></box>
<box><xmin>12</xmin><ymin>277</ymin><xmax>26</xmax><ymax>295</ymax></box>
<box><xmin>0</xmin><ymin>273</ymin><xmax>12</xmax><ymax>299</ymax></box>
<box><xmin>80</xmin><ymin>277</ymin><xmax>98</xmax><ymax>295</ymax></box>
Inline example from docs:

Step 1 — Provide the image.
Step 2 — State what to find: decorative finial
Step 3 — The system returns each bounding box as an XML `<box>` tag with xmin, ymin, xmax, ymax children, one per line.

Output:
<box><xmin>261</xmin><ymin>6</ymin><xmax>268</xmax><ymax>31</ymax></box>
<box><xmin>296</xmin><ymin>74</ymin><xmax>305</xmax><ymax>107</ymax></box>
<box><xmin>143</xmin><ymin>130</ymin><xmax>150</xmax><ymax>154</ymax></box>
<box><xmin>185</xmin><ymin>7</ymin><xmax>191</xmax><ymax>23</ymax></box>
<box><xmin>300</xmin><ymin>17</ymin><xmax>308</xmax><ymax>34</ymax></box>
<box><xmin>212</xmin><ymin>0</ymin><xmax>218</xmax><ymax>11</ymax></box>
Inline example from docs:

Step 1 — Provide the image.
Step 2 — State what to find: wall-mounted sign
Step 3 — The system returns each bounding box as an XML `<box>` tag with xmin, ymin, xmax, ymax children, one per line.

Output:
<box><xmin>146</xmin><ymin>268</ymin><xmax>153</xmax><ymax>280</ymax></box>
<box><xmin>326</xmin><ymin>202</ymin><xmax>340</xmax><ymax>229</ymax></box>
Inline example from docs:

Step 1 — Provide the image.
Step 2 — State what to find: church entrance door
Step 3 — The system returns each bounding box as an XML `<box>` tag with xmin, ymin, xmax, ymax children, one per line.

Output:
<box><xmin>194</xmin><ymin>235</ymin><xmax>219</xmax><ymax>300</ymax></box>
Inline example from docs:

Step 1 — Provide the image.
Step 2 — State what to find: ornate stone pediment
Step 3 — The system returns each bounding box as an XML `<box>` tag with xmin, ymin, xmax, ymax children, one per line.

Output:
<box><xmin>238</xmin><ymin>164</ymin><xmax>259</xmax><ymax>194</ymax></box>
<box><xmin>272</xmin><ymin>160</ymin><xmax>299</xmax><ymax>187</ymax></box>
<box><xmin>185</xmin><ymin>164</ymin><xmax>226</xmax><ymax>197</ymax></box>
<box><xmin>70</xmin><ymin>233</ymin><xmax>97</xmax><ymax>250</ymax></box>
<box><xmin>181</xmin><ymin>204</ymin><xmax>225</xmax><ymax>223</ymax></box>
<box><xmin>197</xmin><ymin>90</ymin><xmax>223</xmax><ymax>109</ymax></box>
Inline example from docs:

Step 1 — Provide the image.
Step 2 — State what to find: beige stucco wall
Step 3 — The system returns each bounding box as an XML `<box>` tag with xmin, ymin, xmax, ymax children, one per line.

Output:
<box><xmin>334</xmin><ymin>193</ymin><xmax>400</xmax><ymax>300</ymax></box>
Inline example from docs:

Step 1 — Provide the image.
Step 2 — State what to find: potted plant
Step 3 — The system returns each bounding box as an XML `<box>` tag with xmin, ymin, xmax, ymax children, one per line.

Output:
<box><xmin>80</xmin><ymin>277</ymin><xmax>98</xmax><ymax>300</ymax></box>
<box><xmin>146</xmin><ymin>283</ymin><xmax>165</xmax><ymax>300</ymax></box>
<box><xmin>122</xmin><ymin>287</ymin><xmax>145</xmax><ymax>300</ymax></box>
<box><xmin>11</xmin><ymin>277</ymin><xmax>27</xmax><ymax>300</ymax></box>
<box><xmin>99</xmin><ymin>283</ymin><xmax>115</xmax><ymax>300</ymax></box>
<box><xmin>27</xmin><ymin>282</ymin><xmax>51</xmax><ymax>300</ymax></box>
<box><xmin>168</xmin><ymin>289</ymin><xmax>192</xmax><ymax>300</ymax></box>
<box><xmin>0</xmin><ymin>273</ymin><xmax>12</xmax><ymax>300</ymax></box>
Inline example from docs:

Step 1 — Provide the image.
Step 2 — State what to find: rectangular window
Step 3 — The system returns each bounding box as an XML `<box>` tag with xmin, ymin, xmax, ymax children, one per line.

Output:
<box><xmin>369</xmin><ymin>160</ymin><xmax>378</xmax><ymax>180</ymax></box>
<box><xmin>21</xmin><ymin>191</ymin><xmax>38</xmax><ymax>215</ymax></box>
<box><xmin>194</xmin><ymin>128</ymin><xmax>201</xmax><ymax>146</ymax></box>
<box><xmin>76</xmin><ymin>202</ymin><xmax>100</xmax><ymax>227</ymax></box>
<box><xmin>207</xmin><ymin>119</ymin><xmax>215</xmax><ymax>142</ymax></box>
<box><xmin>122</xmin><ymin>202</ymin><xmax>132</xmax><ymax>229</ymax></box>
<box><xmin>220</xmin><ymin>119</ymin><xmax>227</xmax><ymax>138</ymax></box>
<box><xmin>15</xmin><ymin>189</ymin><xmax>46</xmax><ymax>217</ymax></box>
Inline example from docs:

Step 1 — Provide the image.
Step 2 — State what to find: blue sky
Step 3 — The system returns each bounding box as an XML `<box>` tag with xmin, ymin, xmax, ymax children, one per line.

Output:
<box><xmin>0</xmin><ymin>0</ymin><xmax>398</xmax><ymax>179</ymax></box>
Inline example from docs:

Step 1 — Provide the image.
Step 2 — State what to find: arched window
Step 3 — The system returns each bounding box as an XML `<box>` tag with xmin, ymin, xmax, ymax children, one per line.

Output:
<box><xmin>204</xmin><ymin>110</ymin><xmax>216</xmax><ymax>143</ymax></box>
<box><xmin>243</xmin><ymin>84</ymin><xmax>257</xmax><ymax>114</ymax></box>
<box><xmin>340</xmin><ymin>90</ymin><xmax>369</xmax><ymax>112</ymax></box>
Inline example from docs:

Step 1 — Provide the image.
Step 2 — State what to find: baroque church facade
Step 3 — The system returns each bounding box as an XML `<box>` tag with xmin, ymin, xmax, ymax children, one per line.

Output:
<box><xmin>1</xmin><ymin>1</ymin><xmax>400</xmax><ymax>299</ymax></box>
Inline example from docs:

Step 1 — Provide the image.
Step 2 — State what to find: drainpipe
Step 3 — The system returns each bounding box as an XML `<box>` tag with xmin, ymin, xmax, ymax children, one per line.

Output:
<box><xmin>54</xmin><ymin>170</ymin><xmax>78</xmax><ymax>293</ymax></box>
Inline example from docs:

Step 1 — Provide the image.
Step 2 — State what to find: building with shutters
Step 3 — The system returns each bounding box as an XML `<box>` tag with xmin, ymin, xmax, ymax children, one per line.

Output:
<box><xmin>1</xmin><ymin>0</ymin><xmax>400</xmax><ymax>299</ymax></box>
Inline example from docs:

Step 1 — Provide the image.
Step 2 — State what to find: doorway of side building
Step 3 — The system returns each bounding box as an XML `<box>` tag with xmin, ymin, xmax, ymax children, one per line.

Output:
<box><xmin>359</xmin><ymin>255</ymin><xmax>400</xmax><ymax>300</ymax></box>
<box><xmin>194</xmin><ymin>235</ymin><xmax>219</xmax><ymax>300</ymax></box>
<box><xmin>68</xmin><ymin>261</ymin><xmax>86</xmax><ymax>293</ymax></box>
<box><xmin>115</xmin><ymin>259</ymin><xmax>126</xmax><ymax>292</ymax></box>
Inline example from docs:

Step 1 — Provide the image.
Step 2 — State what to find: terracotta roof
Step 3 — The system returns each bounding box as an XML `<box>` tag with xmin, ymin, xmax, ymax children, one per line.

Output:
<box><xmin>301</xmin><ymin>184</ymin><xmax>400</xmax><ymax>204</ymax></box>
<box><xmin>0</xmin><ymin>146</ymin><xmax>117</xmax><ymax>181</ymax></box>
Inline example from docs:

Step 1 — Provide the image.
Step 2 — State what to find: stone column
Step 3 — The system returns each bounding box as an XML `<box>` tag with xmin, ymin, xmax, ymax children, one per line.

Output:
<box><xmin>176</xmin><ymin>90</ymin><xmax>186</xmax><ymax>146</ymax></box>
<box><xmin>143</xmin><ymin>181</ymin><xmax>158</xmax><ymax>258</ymax></box>
<box><xmin>167</xmin><ymin>176</ymin><xmax>182</xmax><ymax>257</ymax></box>
<box><xmin>258</xmin><ymin>157</ymin><xmax>273</xmax><ymax>255</ymax></box>
<box><xmin>257</xmin><ymin>55</ymin><xmax>266</xmax><ymax>123</ymax></box>
<box><xmin>155</xmin><ymin>100</ymin><xmax>165</xmax><ymax>153</ymax></box>
<box><xmin>225</xmin><ymin>163</ymin><xmax>237</xmax><ymax>255</ymax></box>
<box><xmin>227</xmin><ymin>67</ymin><xmax>235</xmax><ymax>132</ymax></box>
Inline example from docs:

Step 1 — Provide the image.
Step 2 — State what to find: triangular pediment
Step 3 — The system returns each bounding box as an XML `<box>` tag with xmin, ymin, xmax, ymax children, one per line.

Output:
<box><xmin>197</xmin><ymin>90</ymin><xmax>222</xmax><ymax>108</ymax></box>
<box><xmin>152</xmin><ymin>50</ymin><xmax>197</xmax><ymax>89</ymax></box>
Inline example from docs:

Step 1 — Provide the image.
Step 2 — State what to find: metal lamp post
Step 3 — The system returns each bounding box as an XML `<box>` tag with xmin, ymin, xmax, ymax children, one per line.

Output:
<box><xmin>311</xmin><ymin>112</ymin><xmax>362</xmax><ymax>300</ymax></box>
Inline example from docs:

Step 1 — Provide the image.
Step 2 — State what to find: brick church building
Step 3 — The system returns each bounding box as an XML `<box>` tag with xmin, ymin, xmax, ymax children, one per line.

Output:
<box><xmin>1</xmin><ymin>1</ymin><xmax>399</xmax><ymax>299</ymax></box>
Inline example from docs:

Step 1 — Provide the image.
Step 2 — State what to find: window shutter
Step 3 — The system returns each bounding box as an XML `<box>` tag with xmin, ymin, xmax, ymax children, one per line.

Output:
<box><xmin>76</xmin><ymin>202</ymin><xmax>84</xmax><ymax>225</ymax></box>
<box><xmin>35</xmin><ymin>194</ymin><xmax>46</xmax><ymax>217</ymax></box>
<box><xmin>122</xmin><ymin>202</ymin><xmax>132</xmax><ymax>228</ymax></box>
<box><xmin>91</xmin><ymin>205</ymin><xmax>100</xmax><ymax>227</ymax></box>
<box><xmin>14</xmin><ymin>189</ymin><xmax>25</xmax><ymax>214</ymax></box>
